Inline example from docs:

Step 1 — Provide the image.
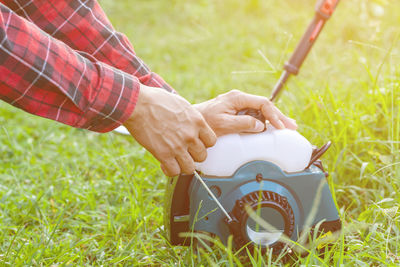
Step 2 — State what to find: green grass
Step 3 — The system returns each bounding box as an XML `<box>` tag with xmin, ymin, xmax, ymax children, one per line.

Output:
<box><xmin>1</xmin><ymin>0</ymin><xmax>400</xmax><ymax>265</ymax></box>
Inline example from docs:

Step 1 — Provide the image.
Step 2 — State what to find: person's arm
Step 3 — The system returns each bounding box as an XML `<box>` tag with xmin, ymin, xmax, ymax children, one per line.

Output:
<box><xmin>0</xmin><ymin>3</ymin><xmax>139</xmax><ymax>133</ymax></box>
<box><xmin>1</xmin><ymin>0</ymin><xmax>175</xmax><ymax>93</ymax></box>
<box><xmin>0</xmin><ymin>3</ymin><xmax>216</xmax><ymax>176</ymax></box>
<box><xmin>1</xmin><ymin>0</ymin><xmax>298</xmax><ymax>137</ymax></box>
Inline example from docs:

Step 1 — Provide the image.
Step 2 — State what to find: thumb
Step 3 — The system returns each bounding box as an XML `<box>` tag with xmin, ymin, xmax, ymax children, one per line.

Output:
<box><xmin>231</xmin><ymin>115</ymin><xmax>265</xmax><ymax>133</ymax></box>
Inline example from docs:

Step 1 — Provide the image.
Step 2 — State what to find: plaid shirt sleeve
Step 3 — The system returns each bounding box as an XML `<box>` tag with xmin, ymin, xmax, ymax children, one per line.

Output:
<box><xmin>2</xmin><ymin>0</ymin><xmax>175</xmax><ymax>93</ymax></box>
<box><xmin>0</xmin><ymin>3</ymin><xmax>140</xmax><ymax>133</ymax></box>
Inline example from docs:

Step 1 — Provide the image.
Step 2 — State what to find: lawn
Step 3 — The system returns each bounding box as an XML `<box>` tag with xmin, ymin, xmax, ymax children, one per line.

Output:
<box><xmin>1</xmin><ymin>0</ymin><xmax>399</xmax><ymax>265</ymax></box>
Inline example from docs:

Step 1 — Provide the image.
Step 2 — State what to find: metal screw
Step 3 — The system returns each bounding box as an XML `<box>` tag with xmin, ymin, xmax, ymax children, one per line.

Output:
<box><xmin>256</xmin><ymin>173</ymin><xmax>263</xmax><ymax>183</ymax></box>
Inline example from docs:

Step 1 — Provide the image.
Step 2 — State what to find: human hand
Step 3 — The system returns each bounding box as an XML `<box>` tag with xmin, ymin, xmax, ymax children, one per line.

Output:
<box><xmin>193</xmin><ymin>90</ymin><xmax>297</xmax><ymax>136</ymax></box>
<box><xmin>123</xmin><ymin>85</ymin><xmax>217</xmax><ymax>177</ymax></box>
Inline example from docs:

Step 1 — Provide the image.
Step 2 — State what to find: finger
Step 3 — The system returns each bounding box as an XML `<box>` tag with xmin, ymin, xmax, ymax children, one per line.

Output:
<box><xmin>222</xmin><ymin>115</ymin><xmax>265</xmax><ymax>134</ymax></box>
<box><xmin>226</xmin><ymin>91</ymin><xmax>294</xmax><ymax>129</ymax></box>
<box><xmin>227</xmin><ymin>90</ymin><xmax>269</xmax><ymax>111</ymax></box>
<box><xmin>199</xmin><ymin>123</ymin><xmax>217</xmax><ymax>148</ymax></box>
<box><xmin>188</xmin><ymin>138</ymin><xmax>208</xmax><ymax>162</ymax></box>
<box><xmin>175</xmin><ymin>152</ymin><xmax>196</xmax><ymax>175</ymax></box>
<box><xmin>273</xmin><ymin>106</ymin><xmax>298</xmax><ymax>130</ymax></box>
<box><xmin>261</xmin><ymin>104</ymin><xmax>285</xmax><ymax>129</ymax></box>
<box><xmin>278</xmin><ymin>115</ymin><xmax>298</xmax><ymax>130</ymax></box>
<box><xmin>160</xmin><ymin>158</ymin><xmax>181</xmax><ymax>177</ymax></box>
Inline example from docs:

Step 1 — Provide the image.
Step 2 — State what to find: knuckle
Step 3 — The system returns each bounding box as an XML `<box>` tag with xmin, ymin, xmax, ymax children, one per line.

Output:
<box><xmin>261</xmin><ymin>102</ymin><xmax>275</xmax><ymax>115</ymax></box>
<box><xmin>188</xmin><ymin>143</ymin><xmax>207</xmax><ymax>162</ymax></box>
<box><xmin>195</xmin><ymin>121</ymin><xmax>204</xmax><ymax>129</ymax></box>
<box><xmin>158</xmin><ymin>150</ymin><xmax>172</xmax><ymax>160</ymax></box>
<box><xmin>270</xmin><ymin>115</ymin><xmax>279</xmax><ymax>123</ymax></box>
<box><xmin>227</xmin><ymin>89</ymin><xmax>242</xmax><ymax>99</ymax></box>
<box><xmin>184</xmin><ymin>133</ymin><xmax>197</xmax><ymax>143</ymax></box>
<box><xmin>193</xmin><ymin>115</ymin><xmax>205</xmax><ymax>126</ymax></box>
<box><xmin>229</xmin><ymin>89</ymin><xmax>241</xmax><ymax>95</ymax></box>
<box><xmin>176</xmin><ymin>145</ymin><xmax>187</xmax><ymax>154</ymax></box>
<box><xmin>264</xmin><ymin>99</ymin><xmax>273</xmax><ymax>107</ymax></box>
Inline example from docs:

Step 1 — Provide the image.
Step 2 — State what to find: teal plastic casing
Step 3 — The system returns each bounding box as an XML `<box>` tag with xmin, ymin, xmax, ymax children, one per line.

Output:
<box><xmin>164</xmin><ymin>160</ymin><xmax>341</xmax><ymax>251</ymax></box>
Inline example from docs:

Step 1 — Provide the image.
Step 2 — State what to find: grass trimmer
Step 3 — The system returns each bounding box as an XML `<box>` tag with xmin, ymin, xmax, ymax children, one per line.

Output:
<box><xmin>165</xmin><ymin>0</ymin><xmax>341</xmax><ymax>255</ymax></box>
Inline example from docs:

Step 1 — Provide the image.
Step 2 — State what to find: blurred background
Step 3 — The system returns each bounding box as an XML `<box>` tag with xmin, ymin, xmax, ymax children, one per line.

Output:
<box><xmin>0</xmin><ymin>0</ymin><xmax>399</xmax><ymax>265</ymax></box>
<box><xmin>98</xmin><ymin>0</ymin><xmax>398</xmax><ymax>101</ymax></box>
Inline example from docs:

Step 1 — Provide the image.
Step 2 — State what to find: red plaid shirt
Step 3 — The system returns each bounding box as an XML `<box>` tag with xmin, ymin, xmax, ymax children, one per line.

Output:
<box><xmin>0</xmin><ymin>0</ymin><xmax>174</xmax><ymax>132</ymax></box>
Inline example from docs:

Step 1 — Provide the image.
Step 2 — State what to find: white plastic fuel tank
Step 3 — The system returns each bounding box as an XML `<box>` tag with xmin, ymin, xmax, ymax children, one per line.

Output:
<box><xmin>195</xmin><ymin>127</ymin><xmax>313</xmax><ymax>177</ymax></box>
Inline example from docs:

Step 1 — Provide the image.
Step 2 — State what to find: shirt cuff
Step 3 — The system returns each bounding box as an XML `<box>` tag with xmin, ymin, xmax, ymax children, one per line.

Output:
<box><xmin>74</xmin><ymin>63</ymin><xmax>140</xmax><ymax>133</ymax></box>
<box><xmin>139</xmin><ymin>72</ymin><xmax>177</xmax><ymax>94</ymax></box>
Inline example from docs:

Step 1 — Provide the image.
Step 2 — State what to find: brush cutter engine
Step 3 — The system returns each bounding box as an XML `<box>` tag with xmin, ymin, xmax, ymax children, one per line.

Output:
<box><xmin>164</xmin><ymin>136</ymin><xmax>341</xmax><ymax>253</ymax></box>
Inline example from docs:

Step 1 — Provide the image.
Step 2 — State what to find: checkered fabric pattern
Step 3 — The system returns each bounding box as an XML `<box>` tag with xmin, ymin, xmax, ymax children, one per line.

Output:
<box><xmin>0</xmin><ymin>0</ymin><xmax>174</xmax><ymax>132</ymax></box>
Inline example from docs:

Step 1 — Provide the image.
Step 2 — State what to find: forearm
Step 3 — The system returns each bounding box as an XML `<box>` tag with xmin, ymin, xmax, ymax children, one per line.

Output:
<box><xmin>0</xmin><ymin>0</ymin><xmax>176</xmax><ymax>93</ymax></box>
<box><xmin>0</xmin><ymin>3</ymin><xmax>139</xmax><ymax>132</ymax></box>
